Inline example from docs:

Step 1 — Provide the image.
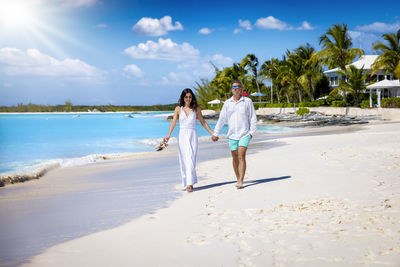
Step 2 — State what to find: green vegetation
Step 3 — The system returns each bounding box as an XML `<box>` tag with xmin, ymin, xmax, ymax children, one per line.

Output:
<box><xmin>318</xmin><ymin>24</ymin><xmax>364</xmax><ymax>71</ymax></box>
<box><xmin>331</xmin><ymin>101</ymin><xmax>346</xmax><ymax>107</ymax></box>
<box><xmin>193</xmin><ymin>24</ymin><xmax>400</xmax><ymax>109</ymax></box>
<box><xmin>331</xmin><ymin>65</ymin><xmax>368</xmax><ymax>106</ymax></box>
<box><xmin>360</xmin><ymin>100</ymin><xmax>371</xmax><ymax>108</ymax></box>
<box><xmin>372</xmin><ymin>29</ymin><xmax>400</xmax><ymax>79</ymax></box>
<box><xmin>193</xmin><ymin>79</ymin><xmax>218</xmax><ymax>108</ymax></box>
<box><xmin>296</xmin><ymin>107</ymin><xmax>310</xmax><ymax>115</ymax></box>
<box><xmin>381</xmin><ymin>97</ymin><xmax>400</xmax><ymax>108</ymax></box>
<box><xmin>0</xmin><ymin>101</ymin><xmax>177</xmax><ymax>113</ymax></box>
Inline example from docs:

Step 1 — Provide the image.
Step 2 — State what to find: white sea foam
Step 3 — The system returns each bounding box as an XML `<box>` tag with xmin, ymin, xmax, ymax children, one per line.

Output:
<box><xmin>0</xmin><ymin>152</ymin><xmax>154</xmax><ymax>186</ymax></box>
<box><xmin>137</xmin><ymin>137</ymin><xmax>177</xmax><ymax>146</ymax></box>
<box><xmin>153</xmin><ymin>113</ymin><xmax>174</xmax><ymax>118</ymax></box>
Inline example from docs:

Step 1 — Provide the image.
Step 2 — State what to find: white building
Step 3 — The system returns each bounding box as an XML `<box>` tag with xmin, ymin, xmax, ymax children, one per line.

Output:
<box><xmin>324</xmin><ymin>55</ymin><xmax>400</xmax><ymax>107</ymax></box>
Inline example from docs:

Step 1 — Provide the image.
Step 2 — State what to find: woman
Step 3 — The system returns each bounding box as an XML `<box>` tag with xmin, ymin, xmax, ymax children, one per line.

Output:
<box><xmin>164</xmin><ymin>88</ymin><xmax>214</xmax><ymax>192</ymax></box>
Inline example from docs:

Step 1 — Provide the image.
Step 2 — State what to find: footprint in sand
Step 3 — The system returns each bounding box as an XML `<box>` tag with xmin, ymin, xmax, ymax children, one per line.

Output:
<box><xmin>186</xmin><ymin>233</ymin><xmax>208</xmax><ymax>245</ymax></box>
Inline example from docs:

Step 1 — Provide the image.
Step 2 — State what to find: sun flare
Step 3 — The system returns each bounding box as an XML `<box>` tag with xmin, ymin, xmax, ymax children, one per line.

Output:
<box><xmin>0</xmin><ymin>1</ymin><xmax>37</xmax><ymax>28</ymax></box>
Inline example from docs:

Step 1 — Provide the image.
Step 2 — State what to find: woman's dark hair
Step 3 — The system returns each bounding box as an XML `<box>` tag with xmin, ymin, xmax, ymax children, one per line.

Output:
<box><xmin>178</xmin><ymin>88</ymin><xmax>198</xmax><ymax>109</ymax></box>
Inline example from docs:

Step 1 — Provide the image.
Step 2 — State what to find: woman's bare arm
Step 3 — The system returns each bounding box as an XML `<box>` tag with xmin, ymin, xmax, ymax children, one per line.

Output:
<box><xmin>196</xmin><ymin>107</ymin><xmax>214</xmax><ymax>136</ymax></box>
<box><xmin>164</xmin><ymin>106</ymin><xmax>180</xmax><ymax>142</ymax></box>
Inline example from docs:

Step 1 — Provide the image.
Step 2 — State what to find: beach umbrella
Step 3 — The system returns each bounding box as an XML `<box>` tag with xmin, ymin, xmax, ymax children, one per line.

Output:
<box><xmin>207</xmin><ymin>99</ymin><xmax>223</xmax><ymax>105</ymax></box>
<box><xmin>207</xmin><ymin>99</ymin><xmax>224</xmax><ymax>109</ymax></box>
<box><xmin>241</xmin><ymin>92</ymin><xmax>251</xmax><ymax>96</ymax></box>
<box><xmin>250</xmin><ymin>92</ymin><xmax>266</xmax><ymax>103</ymax></box>
<box><xmin>250</xmin><ymin>92</ymin><xmax>266</xmax><ymax>96</ymax></box>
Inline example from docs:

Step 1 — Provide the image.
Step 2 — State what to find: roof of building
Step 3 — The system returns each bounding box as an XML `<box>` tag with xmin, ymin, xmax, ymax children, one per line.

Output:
<box><xmin>324</xmin><ymin>55</ymin><xmax>379</xmax><ymax>74</ymax></box>
<box><xmin>366</xmin><ymin>79</ymin><xmax>400</xmax><ymax>89</ymax></box>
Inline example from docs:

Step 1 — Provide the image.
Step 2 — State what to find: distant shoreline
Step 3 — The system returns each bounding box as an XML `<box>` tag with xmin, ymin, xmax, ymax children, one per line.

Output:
<box><xmin>0</xmin><ymin>111</ymin><xmax>174</xmax><ymax>114</ymax></box>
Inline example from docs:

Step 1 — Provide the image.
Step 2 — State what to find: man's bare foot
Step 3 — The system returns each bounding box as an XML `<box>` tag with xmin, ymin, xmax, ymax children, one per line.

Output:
<box><xmin>235</xmin><ymin>181</ymin><xmax>244</xmax><ymax>189</ymax></box>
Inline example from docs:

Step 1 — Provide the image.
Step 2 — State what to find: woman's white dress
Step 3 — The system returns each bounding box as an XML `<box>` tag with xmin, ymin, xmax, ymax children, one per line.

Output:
<box><xmin>178</xmin><ymin>107</ymin><xmax>198</xmax><ymax>187</ymax></box>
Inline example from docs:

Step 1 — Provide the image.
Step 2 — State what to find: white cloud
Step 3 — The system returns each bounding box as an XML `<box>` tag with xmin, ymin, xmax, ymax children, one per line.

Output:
<box><xmin>96</xmin><ymin>24</ymin><xmax>107</xmax><ymax>28</ymax></box>
<box><xmin>132</xmin><ymin>16</ymin><xmax>183</xmax><ymax>36</ymax></box>
<box><xmin>176</xmin><ymin>54</ymin><xmax>233</xmax><ymax>80</ymax></box>
<box><xmin>124</xmin><ymin>38</ymin><xmax>200</xmax><ymax>61</ymax></box>
<box><xmin>159</xmin><ymin>53</ymin><xmax>233</xmax><ymax>86</ymax></box>
<box><xmin>297</xmin><ymin>21</ymin><xmax>314</xmax><ymax>30</ymax></box>
<box><xmin>161</xmin><ymin>71</ymin><xmax>193</xmax><ymax>86</ymax></box>
<box><xmin>239</xmin><ymin>19</ymin><xmax>252</xmax><ymax>30</ymax></box>
<box><xmin>255</xmin><ymin>16</ymin><xmax>292</xmax><ymax>30</ymax></box>
<box><xmin>199</xmin><ymin>27</ymin><xmax>212</xmax><ymax>35</ymax></box>
<box><xmin>210</xmin><ymin>54</ymin><xmax>234</xmax><ymax>67</ymax></box>
<box><xmin>233</xmin><ymin>28</ymin><xmax>243</xmax><ymax>34</ymax></box>
<box><xmin>123</xmin><ymin>64</ymin><xmax>144</xmax><ymax>78</ymax></box>
<box><xmin>0</xmin><ymin>47</ymin><xmax>103</xmax><ymax>78</ymax></box>
<box><xmin>355</xmin><ymin>22</ymin><xmax>400</xmax><ymax>32</ymax></box>
<box><xmin>349</xmin><ymin>31</ymin><xmax>380</xmax><ymax>53</ymax></box>
<box><xmin>3</xmin><ymin>82</ymin><xmax>12</xmax><ymax>87</ymax></box>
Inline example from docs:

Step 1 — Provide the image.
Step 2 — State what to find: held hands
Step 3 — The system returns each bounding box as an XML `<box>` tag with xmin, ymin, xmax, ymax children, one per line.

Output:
<box><xmin>211</xmin><ymin>135</ymin><xmax>219</xmax><ymax>142</ymax></box>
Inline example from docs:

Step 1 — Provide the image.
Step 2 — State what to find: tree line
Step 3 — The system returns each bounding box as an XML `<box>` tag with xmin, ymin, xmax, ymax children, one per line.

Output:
<box><xmin>194</xmin><ymin>24</ymin><xmax>400</xmax><ymax>108</ymax></box>
<box><xmin>0</xmin><ymin>102</ymin><xmax>177</xmax><ymax>113</ymax></box>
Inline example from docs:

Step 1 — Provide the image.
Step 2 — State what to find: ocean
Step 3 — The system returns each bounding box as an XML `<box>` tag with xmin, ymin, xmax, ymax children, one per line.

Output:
<box><xmin>0</xmin><ymin>112</ymin><xmax>292</xmax><ymax>176</ymax></box>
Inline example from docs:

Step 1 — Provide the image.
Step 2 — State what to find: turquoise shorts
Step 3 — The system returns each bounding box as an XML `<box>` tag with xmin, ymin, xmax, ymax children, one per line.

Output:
<box><xmin>228</xmin><ymin>135</ymin><xmax>251</xmax><ymax>151</ymax></box>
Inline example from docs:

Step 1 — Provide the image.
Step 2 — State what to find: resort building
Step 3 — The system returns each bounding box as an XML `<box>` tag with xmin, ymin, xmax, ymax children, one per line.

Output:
<box><xmin>324</xmin><ymin>55</ymin><xmax>400</xmax><ymax>107</ymax></box>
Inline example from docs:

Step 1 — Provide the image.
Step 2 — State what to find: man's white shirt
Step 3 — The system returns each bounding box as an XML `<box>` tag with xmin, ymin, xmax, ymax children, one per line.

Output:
<box><xmin>213</xmin><ymin>96</ymin><xmax>257</xmax><ymax>140</ymax></box>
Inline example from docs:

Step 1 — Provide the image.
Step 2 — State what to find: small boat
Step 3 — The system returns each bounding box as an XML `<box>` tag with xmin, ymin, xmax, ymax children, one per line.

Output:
<box><xmin>124</xmin><ymin>114</ymin><xmax>134</xmax><ymax>118</ymax></box>
<box><xmin>73</xmin><ymin>115</ymin><xmax>80</xmax><ymax>118</ymax></box>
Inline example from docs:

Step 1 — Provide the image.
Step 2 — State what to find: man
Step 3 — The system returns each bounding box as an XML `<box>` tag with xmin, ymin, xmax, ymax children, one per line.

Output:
<box><xmin>212</xmin><ymin>80</ymin><xmax>257</xmax><ymax>189</ymax></box>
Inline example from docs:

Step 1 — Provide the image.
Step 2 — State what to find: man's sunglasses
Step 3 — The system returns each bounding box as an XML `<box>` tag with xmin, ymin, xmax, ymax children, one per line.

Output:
<box><xmin>231</xmin><ymin>85</ymin><xmax>241</xmax><ymax>89</ymax></box>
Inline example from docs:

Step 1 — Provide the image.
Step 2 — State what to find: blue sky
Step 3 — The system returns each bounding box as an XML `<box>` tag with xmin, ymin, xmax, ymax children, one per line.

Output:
<box><xmin>0</xmin><ymin>0</ymin><xmax>399</xmax><ymax>106</ymax></box>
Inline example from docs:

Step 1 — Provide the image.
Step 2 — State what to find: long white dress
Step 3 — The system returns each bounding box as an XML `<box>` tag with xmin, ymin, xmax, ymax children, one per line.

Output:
<box><xmin>178</xmin><ymin>107</ymin><xmax>198</xmax><ymax>187</ymax></box>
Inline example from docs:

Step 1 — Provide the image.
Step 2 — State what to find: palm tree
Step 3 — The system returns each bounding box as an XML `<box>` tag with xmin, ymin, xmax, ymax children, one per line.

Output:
<box><xmin>295</xmin><ymin>43</ymin><xmax>322</xmax><ymax>101</ymax></box>
<box><xmin>285</xmin><ymin>50</ymin><xmax>305</xmax><ymax>102</ymax></box>
<box><xmin>193</xmin><ymin>79</ymin><xmax>218</xmax><ymax>108</ymax></box>
<box><xmin>395</xmin><ymin>60</ymin><xmax>400</xmax><ymax>78</ymax></box>
<box><xmin>319</xmin><ymin>24</ymin><xmax>364</xmax><ymax>71</ymax></box>
<box><xmin>211</xmin><ymin>63</ymin><xmax>246</xmax><ymax>99</ymax></box>
<box><xmin>330</xmin><ymin>65</ymin><xmax>368</xmax><ymax>106</ymax></box>
<box><xmin>241</xmin><ymin>54</ymin><xmax>260</xmax><ymax>93</ymax></box>
<box><xmin>372</xmin><ymin>29</ymin><xmax>400</xmax><ymax>79</ymax></box>
<box><xmin>210</xmin><ymin>70</ymin><xmax>229</xmax><ymax>99</ymax></box>
<box><xmin>261</xmin><ymin>58</ymin><xmax>281</xmax><ymax>103</ymax></box>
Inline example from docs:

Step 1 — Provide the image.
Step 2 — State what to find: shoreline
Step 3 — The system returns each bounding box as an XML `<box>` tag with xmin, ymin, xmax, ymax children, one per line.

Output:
<box><xmin>22</xmin><ymin>121</ymin><xmax>400</xmax><ymax>266</ymax></box>
<box><xmin>0</xmin><ymin>111</ymin><xmax>174</xmax><ymax>115</ymax></box>
<box><xmin>0</xmin><ymin>123</ymin><xmax>294</xmax><ymax>187</ymax></box>
<box><xmin>0</xmin><ymin>121</ymin><xmax>369</xmax><ymax>188</ymax></box>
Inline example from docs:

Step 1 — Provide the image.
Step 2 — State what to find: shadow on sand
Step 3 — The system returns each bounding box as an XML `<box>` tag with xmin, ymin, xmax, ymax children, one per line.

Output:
<box><xmin>193</xmin><ymin>175</ymin><xmax>291</xmax><ymax>191</ymax></box>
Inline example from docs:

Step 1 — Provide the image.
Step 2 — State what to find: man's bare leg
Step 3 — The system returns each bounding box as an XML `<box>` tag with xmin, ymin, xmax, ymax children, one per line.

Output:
<box><xmin>231</xmin><ymin>150</ymin><xmax>240</xmax><ymax>182</ymax></box>
<box><xmin>238</xmin><ymin>146</ymin><xmax>247</xmax><ymax>184</ymax></box>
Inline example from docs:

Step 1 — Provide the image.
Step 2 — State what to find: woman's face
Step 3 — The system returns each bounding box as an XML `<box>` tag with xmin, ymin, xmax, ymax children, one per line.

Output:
<box><xmin>184</xmin><ymin>92</ymin><xmax>192</xmax><ymax>106</ymax></box>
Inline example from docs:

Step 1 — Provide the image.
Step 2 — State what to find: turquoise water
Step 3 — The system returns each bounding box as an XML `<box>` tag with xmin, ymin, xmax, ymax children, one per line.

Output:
<box><xmin>0</xmin><ymin>112</ymin><xmax>290</xmax><ymax>175</ymax></box>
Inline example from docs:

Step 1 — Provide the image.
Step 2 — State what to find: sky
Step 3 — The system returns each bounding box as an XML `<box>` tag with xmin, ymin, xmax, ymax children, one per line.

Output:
<box><xmin>0</xmin><ymin>0</ymin><xmax>399</xmax><ymax>106</ymax></box>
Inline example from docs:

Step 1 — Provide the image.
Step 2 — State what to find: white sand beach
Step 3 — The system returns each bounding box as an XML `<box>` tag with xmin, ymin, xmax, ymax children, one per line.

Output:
<box><xmin>23</xmin><ymin>122</ymin><xmax>400</xmax><ymax>266</ymax></box>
